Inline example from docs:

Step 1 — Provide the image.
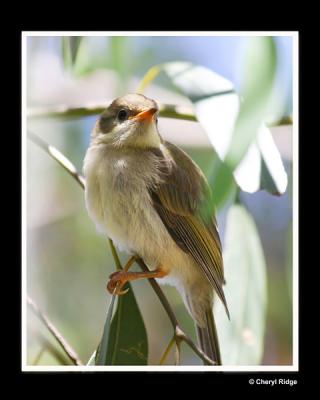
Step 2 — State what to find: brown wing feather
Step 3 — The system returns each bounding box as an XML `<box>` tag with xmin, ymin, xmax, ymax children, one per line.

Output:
<box><xmin>149</xmin><ymin>142</ymin><xmax>229</xmax><ymax>317</ymax></box>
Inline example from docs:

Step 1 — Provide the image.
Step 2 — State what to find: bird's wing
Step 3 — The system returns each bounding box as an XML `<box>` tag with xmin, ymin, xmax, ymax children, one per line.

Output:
<box><xmin>149</xmin><ymin>141</ymin><xmax>229</xmax><ymax>317</ymax></box>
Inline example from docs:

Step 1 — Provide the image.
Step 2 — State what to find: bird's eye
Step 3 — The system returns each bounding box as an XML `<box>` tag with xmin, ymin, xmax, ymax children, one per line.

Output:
<box><xmin>117</xmin><ymin>109</ymin><xmax>128</xmax><ymax>122</ymax></box>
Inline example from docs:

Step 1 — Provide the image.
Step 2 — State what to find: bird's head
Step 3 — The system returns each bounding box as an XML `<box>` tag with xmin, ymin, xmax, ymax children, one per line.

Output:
<box><xmin>92</xmin><ymin>93</ymin><xmax>161</xmax><ymax>149</ymax></box>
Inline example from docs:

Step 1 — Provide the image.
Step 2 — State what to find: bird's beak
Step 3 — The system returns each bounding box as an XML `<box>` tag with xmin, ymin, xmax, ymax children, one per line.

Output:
<box><xmin>132</xmin><ymin>108</ymin><xmax>158</xmax><ymax>122</ymax></box>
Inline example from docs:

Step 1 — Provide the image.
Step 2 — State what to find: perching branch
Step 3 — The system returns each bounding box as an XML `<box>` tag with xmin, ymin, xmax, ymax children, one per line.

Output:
<box><xmin>27</xmin><ymin>102</ymin><xmax>291</xmax><ymax>126</ymax></box>
<box><xmin>27</xmin><ymin>296</ymin><xmax>83</xmax><ymax>366</ymax></box>
<box><xmin>137</xmin><ymin>258</ymin><xmax>215</xmax><ymax>365</ymax></box>
<box><xmin>135</xmin><ymin>258</ymin><xmax>179</xmax><ymax>328</ymax></box>
<box><xmin>28</xmin><ymin>131</ymin><xmax>215</xmax><ymax>365</ymax></box>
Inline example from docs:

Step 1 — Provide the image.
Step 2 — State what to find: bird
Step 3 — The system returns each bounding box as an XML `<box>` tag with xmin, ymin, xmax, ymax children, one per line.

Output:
<box><xmin>83</xmin><ymin>93</ymin><xmax>229</xmax><ymax>365</ymax></box>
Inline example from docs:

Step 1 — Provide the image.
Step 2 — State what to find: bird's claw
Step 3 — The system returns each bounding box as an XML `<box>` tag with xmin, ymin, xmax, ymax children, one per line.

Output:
<box><xmin>107</xmin><ymin>271</ymin><xmax>130</xmax><ymax>296</ymax></box>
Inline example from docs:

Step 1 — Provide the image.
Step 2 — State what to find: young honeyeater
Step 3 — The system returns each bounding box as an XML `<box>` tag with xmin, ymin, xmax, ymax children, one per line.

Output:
<box><xmin>83</xmin><ymin>94</ymin><xmax>229</xmax><ymax>365</ymax></box>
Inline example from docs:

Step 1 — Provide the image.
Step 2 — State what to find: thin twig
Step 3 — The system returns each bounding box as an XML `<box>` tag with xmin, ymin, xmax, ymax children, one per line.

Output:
<box><xmin>27</xmin><ymin>102</ymin><xmax>291</xmax><ymax>126</ymax></box>
<box><xmin>27</xmin><ymin>103</ymin><xmax>108</xmax><ymax>120</ymax></box>
<box><xmin>27</xmin><ymin>296</ymin><xmax>83</xmax><ymax>366</ymax></box>
<box><xmin>28</xmin><ymin>133</ymin><xmax>215</xmax><ymax>365</ymax></box>
<box><xmin>28</xmin><ymin>131</ymin><xmax>85</xmax><ymax>189</ymax></box>
<box><xmin>175</xmin><ymin>327</ymin><xmax>213</xmax><ymax>366</ymax></box>
<box><xmin>159</xmin><ymin>336</ymin><xmax>175</xmax><ymax>365</ymax></box>
<box><xmin>27</xmin><ymin>102</ymin><xmax>197</xmax><ymax>122</ymax></box>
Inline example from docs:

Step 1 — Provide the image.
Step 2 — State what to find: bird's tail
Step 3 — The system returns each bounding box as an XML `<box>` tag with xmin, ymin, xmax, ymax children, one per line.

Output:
<box><xmin>196</xmin><ymin>308</ymin><xmax>222</xmax><ymax>365</ymax></box>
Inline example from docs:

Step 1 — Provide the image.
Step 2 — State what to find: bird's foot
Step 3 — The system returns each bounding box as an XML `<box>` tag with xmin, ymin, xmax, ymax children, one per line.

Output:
<box><xmin>107</xmin><ymin>267</ymin><xmax>168</xmax><ymax>296</ymax></box>
<box><xmin>107</xmin><ymin>271</ymin><xmax>130</xmax><ymax>296</ymax></box>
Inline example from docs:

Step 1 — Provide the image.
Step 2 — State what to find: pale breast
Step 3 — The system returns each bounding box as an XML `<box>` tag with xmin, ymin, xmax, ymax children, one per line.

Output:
<box><xmin>83</xmin><ymin>145</ymin><xmax>174</xmax><ymax>265</ymax></box>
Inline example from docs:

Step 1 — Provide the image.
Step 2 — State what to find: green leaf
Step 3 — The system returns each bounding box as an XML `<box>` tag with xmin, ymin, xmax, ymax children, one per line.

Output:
<box><xmin>105</xmin><ymin>283</ymin><xmax>148</xmax><ymax>365</ymax></box>
<box><xmin>95</xmin><ymin>294</ymin><xmax>116</xmax><ymax>365</ymax></box>
<box><xmin>214</xmin><ymin>204</ymin><xmax>268</xmax><ymax>365</ymax></box>
<box><xmin>72</xmin><ymin>37</ymin><xmax>107</xmax><ymax>77</ymax></box>
<box><xmin>62</xmin><ymin>37</ymin><xmax>82</xmax><ymax>71</ymax></box>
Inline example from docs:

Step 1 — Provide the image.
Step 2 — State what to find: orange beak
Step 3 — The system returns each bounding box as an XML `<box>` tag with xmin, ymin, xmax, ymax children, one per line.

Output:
<box><xmin>131</xmin><ymin>108</ymin><xmax>158</xmax><ymax>122</ymax></box>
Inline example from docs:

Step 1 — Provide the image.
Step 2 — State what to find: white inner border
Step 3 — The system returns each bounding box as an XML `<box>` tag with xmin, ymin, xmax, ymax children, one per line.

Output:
<box><xmin>22</xmin><ymin>31</ymin><xmax>299</xmax><ymax>372</ymax></box>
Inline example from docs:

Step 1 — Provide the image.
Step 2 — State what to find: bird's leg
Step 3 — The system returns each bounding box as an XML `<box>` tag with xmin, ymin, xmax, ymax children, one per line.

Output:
<box><xmin>123</xmin><ymin>255</ymin><xmax>138</xmax><ymax>272</ymax></box>
<box><xmin>107</xmin><ymin>265</ymin><xmax>167</xmax><ymax>296</ymax></box>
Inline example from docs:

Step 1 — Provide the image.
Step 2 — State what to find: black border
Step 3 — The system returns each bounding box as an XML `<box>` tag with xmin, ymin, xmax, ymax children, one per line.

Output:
<box><xmin>12</xmin><ymin>27</ymin><xmax>305</xmax><ymax>391</ymax></box>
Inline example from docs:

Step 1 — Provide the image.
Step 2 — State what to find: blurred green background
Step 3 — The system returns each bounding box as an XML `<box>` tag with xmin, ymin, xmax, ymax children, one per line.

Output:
<box><xmin>26</xmin><ymin>35</ymin><xmax>293</xmax><ymax>366</ymax></box>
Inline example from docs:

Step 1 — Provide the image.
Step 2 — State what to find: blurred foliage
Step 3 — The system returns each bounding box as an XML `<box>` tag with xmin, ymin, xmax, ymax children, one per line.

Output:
<box><xmin>67</xmin><ymin>36</ymin><xmax>157</xmax><ymax>96</ymax></box>
<box><xmin>215</xmin><ymin>204</ymin><xmax>267</xmax><ymax>365</ymax></box>
<box><xmin>26</xmin><ymin>35</ymin><xmax>293</xmax><ymax>367</ymax></box>
<box><xmin>62</xmin><ymin>37</ymin><xmax>82</xmax><ymax>71</ymax></box>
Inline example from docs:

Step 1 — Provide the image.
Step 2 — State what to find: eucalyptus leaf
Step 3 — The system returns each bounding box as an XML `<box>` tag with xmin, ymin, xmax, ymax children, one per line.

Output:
<box><xmin>95</xmin><ymin>294</ymin><xmax>116</xmax><ymax>365</ymax></box>
<box><xmin>214</xmin><ymin>204</ymin><xmax>267</xmax><ymax>365</ymax></box>
<box><xmin>105</xmin><ymin>283</ymin><xmax>148</xmax><ymax>365</ymax></box>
